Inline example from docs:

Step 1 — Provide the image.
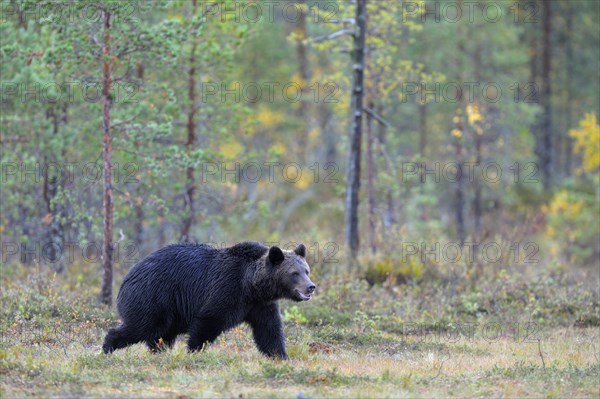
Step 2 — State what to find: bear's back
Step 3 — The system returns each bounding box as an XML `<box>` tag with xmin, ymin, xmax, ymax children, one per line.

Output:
<box><xmin>122</xmin><ymin>242</ymin><xmax>265</xmax><ymax>285</ymax></box>
<box><xmin>226</xmin><ymin>241</ymin><xmax>268</xmax><ymax>261</ymax></box>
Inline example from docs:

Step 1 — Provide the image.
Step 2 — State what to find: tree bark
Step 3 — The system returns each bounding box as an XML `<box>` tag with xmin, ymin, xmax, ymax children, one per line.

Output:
<box><xmin>345</xmin><ymin>0</ymin><xmax>367</xmax><ymax>261</ymax></box>
<box><xmin>134</xmin><ymin>200</ymin><xmax>144</xmax><ymax>251</ymax></box>
<box><xmin>295</xmin><ymin>0</ymin><xmax>310</xmax><ymax>164</ymax></box>
<box><xmin>157</xmin><ymin>207</ymin><xmax>166</xmax><ymax>248</ymax></box>
<box><xmin>376</xmin><ymin>105</ymin><xmax>395</xmax><ymax>230</ymax></box>
<box><xmin>453</xmin><ymin>0</ymin><xmax>466</xmax><ymax>244</ymax></box>
<box><xmin>320</xmin><ymin>102</ymin><xmax>336</xmax><ymax>165</ymax></box>
<box><xmin>100</xmin><ymin>8</ymin><xmax>114</xmax><ymax>306</ymax></box>
<box><xmin>564</xmin><ymin>3</ymin><xmax>573</xmax><ymax>177</ymax></box>
<box><xmin>473</xmin><ymin>132</ymin><xmax>482</xmax><ymax>241</ymax></box>
<box><xmin>454</xmin><ymin>140</ymin><xmax>466</xmax><ymax>244</ymax></box>
<box><xmin>180</xmin><ymin>0</ymin><xmax>198</xmax><ymax>242</ymax></box>
<box><xmin>43</xmin><ymin>106</ymin><xmax>65</xmax><ymax>272</ymax></box>
<box><xmin>419</xmin><ymin>102</ymin><xmax>427</xmax><ymax>156</ymax></box>
<box><xmin>538</xmin><ymin>0</ymin><xmax>553</xmax><ymax>188</ymax></box>
<box><xmin>418</xmin><ymin>102</ymin><xmax>428</xmax><ymax>222</ymax></box>
<box><xmin>366</xmin><ymin>101</ymin><xmax>376</xmax><ymax>253</ymax></box>
<box><xmin>472</xmin><ymin>46</ymin><xmax>483</xmax><ymax>242</ymax></box>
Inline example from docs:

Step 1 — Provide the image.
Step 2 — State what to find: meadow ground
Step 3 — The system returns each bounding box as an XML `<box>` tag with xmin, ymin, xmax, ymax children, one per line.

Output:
<box><xmin>1</xmin><ymin>261</ymin><xmax>598</xmax><ymax>398</ymax></box>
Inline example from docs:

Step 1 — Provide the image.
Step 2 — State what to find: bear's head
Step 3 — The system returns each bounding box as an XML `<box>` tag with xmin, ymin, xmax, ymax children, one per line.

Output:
<box><xmin>267</xmin><ymin>243</ymin><xmax>316</xmax><ymax>302</ymax></box>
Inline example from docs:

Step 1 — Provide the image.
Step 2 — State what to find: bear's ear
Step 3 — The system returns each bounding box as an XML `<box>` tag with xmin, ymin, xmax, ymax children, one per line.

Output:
<box><xmin>294</xmin><ymin>243</ymin><xmax>306</xmax><ymax>258</ymax></box>
<box><xmin>268</xmin><ymin>246</ymin><xmax>285</xmax><ymax>265</ymax></box>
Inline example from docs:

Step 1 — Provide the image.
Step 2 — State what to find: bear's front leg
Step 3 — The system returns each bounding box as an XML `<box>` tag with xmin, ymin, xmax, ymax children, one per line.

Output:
<box><xmin>246</xmin><ymin>303</ymin><xmax>288</xmax><ymax>360</ymax></box>
<box><xmin>187</xmin><ymin>317</ymin><xmax>226</xmax><ymax>352</ymax></box>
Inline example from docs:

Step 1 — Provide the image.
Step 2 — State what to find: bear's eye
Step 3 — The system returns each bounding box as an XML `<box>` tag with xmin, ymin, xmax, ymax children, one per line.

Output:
<box><xmin>292</xmin><ymin>271</ymin><xmax>300</xmax><ymax>277</ymax></box>
<box><xmin>306</xmin><ymin>270</ymin><xmax>309</xmax><ymax>275</ymax></box>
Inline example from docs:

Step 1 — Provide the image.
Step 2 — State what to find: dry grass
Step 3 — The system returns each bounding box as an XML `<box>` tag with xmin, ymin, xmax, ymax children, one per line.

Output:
<box><xmin>1</xmin><ymin>324</ymin><xmax>598</xmax><ymax>398</ymax></box>
<box><xmin>1</xmin><ymin>262</ymin><xmax>598</xmax><ymax>398</ymax></box>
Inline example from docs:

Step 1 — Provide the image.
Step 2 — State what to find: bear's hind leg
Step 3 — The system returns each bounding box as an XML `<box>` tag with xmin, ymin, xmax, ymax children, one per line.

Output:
<box><xmin>187</xmin><ymin>317</ymin><xmax>226</xmax><ymax>352</ymax></box>
<box><xmin>146</xmin><ymin>332</ymin><xmax>178</xmax><ymax>352</ymax></box>
<box><xmin>102</xmin><ymin>325</ymin><xmax>143</xmax><ymax>353</ymax></box>
<box><xmin>164</xmin><ymin>335</ymin><xmax>177</xmax><ymax>348</ymax></box>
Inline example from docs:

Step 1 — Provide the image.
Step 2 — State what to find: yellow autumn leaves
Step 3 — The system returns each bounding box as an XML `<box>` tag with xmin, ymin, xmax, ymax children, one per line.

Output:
<box><xmin>544</xmin><ymin>113</ymin><xmax>599</xmax><ymax>264</ymax></box>
<box><xmin>569</xmin><ymin>113</ymin><xmax>600</xmax><ymax>173</ymax></box>
<box><xmin>466</xmin><ymin>104</ymin><xmax>484</xmax><ymax>135</ymax></box>
<box><xmin>545</xmin><ymin>190</ymin><xmax>585</xmax><ymax>239</ymax></box>
<box><xmin>450</xmin><ymin>104</ymin><xmax>484</xmax><ymax>139</ymax></box>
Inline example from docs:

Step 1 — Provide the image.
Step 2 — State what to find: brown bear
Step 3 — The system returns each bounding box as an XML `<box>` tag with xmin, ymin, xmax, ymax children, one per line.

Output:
<box><xmin>102</xmin><ymin>241</ymin><xmax>315</xmax><ymax>359</ymax></box>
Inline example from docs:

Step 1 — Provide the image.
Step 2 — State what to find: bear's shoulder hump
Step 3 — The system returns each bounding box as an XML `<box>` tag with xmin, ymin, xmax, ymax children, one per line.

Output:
<box><xmin>227</xmin><ymin>241</ymin><xmax>268</xmax><ymax>260</ymax></box>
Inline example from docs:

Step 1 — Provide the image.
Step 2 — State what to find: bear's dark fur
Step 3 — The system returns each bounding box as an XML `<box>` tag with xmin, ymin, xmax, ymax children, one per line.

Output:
<box><xmin>102</xmin><ymin>241</ymin><xmax>315</xmax><ymax>359</ymax></box>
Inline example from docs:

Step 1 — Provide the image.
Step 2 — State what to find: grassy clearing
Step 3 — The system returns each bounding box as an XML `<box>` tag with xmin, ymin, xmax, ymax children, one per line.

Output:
<box><xmin>1</xmin><ymin>326</ymin><xmax>598</xmax><ymax>398</ymax></box>
<box><xmin>1</xmin><ymin>262</ymin><xmax>599</xmax><ymax>398</ymax></box>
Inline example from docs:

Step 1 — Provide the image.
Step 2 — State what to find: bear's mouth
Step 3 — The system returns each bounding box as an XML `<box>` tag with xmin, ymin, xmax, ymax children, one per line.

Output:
<box><xmin>295</xmin><ymin>290</ymin><xmax>312</xmax><ymax>301</ymax></box>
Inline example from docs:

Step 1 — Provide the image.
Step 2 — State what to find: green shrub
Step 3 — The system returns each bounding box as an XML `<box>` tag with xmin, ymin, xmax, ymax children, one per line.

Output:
<box><xmin>545</xmin><ymin>184</ymin><xmax>600</xmax><ymax>266</ymax></box>
<box><xmin>363</xmin><ymin>256</ymin><xmax>424</xmax><ymax>286</ymax></box>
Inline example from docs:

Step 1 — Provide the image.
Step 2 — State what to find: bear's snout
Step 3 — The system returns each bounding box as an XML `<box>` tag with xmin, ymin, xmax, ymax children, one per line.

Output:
<box><xmin>294</xmin><ymin>282</ymin><xmax>316</xmax><ymax>301</ymax></box>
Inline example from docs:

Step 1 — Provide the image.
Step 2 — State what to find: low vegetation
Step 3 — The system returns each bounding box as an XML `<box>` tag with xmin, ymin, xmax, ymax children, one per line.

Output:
<box><xmin>1</xmin><ymin>259</ymin><xmax>598</xmax><ymax>398</ymax></box>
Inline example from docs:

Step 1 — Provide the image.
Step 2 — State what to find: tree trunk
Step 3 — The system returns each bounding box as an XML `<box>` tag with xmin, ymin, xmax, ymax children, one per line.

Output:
<box><xmin>320</xmin><ymin>102</ymin><xmax>336</xmax><ymax>165</ymax></box>
<box><xmin>366</xmin><ymin>102</ymin><xmax>376</xmax><ymax>253</ymax></box>
<box><xmin>100</xmin><ymin>9</ymin><xmax>114</xmax><ymax>306</ymax></box>
<box><xmin>538</xmin><ymin>0</ymin><xmax>553</xmax><ymax>188</ymax></box>
<box><xmin>419</xmin><ymin>102</ymin><xmax>427</xmax><ymax>156</ymax></box>
<box><xmin>472</xmin><ymin>45</ymin><xmax>483</xmax><ymax>241</ymax></box>
<box><xmin>181</xmin><ymin>0</ymin><xmax>198</xmax><ymax>242</ymax></box>
<box><xmin>134</xmin><ymin>200</ymin><xmax>144</xmax><ymax>251</ymax></box>
<box><xmin>157</xmin><ymin>207</ymin><xmax>166</xmax><ymax>248</ymax></box>
<box><xmin>453</xmin><ymin>0</ymin><xmax>466</xmax><ymax>244</ymax></box>
<box><xmin>454</xmin><ymin>140</ymin><xmax>466</xmax><ymax>244</ymax></box>
<box><xmin>345</xmin><ymin>0</ymin><xmax>367</xmax><ymax>261</ymax></box>
<box><xmin>473</xmin><ymin>132</ymin><xmax>482</xmax><ymax>241</ymax></box>
<box><xmin>43</xmin><ymin>106</ymin><xmax>65</xmax><ymax>272</ymax></box>
<box><xmin>564</xmin><ymin>3</ymin><xmax>573</xmax><ymax>176</ymax></box>
<box><xmin>295</xmin><ymin>0</ymin><xmax>309</xmax><ymax>164</ymax></box>
<box><xmin>418</xmin><ymin>102</ymin><xmax>427</xmax><ymax>222</ymax></box>
<box><xmin>377</xmin><ymin>105</ymin><xmax>395</xmax><ymax>230</ymax></box>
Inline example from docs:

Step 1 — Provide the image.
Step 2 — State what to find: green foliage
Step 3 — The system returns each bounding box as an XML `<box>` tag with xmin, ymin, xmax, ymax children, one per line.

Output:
<box><xmin>282</xmin><ymin>305</ymin><xmax>308</xmax><ymax>325</ymax></box>
<box><xmin>1</xmin><ymin>0</ymin><xmax>597</xmax><ymax>267</ymax></box>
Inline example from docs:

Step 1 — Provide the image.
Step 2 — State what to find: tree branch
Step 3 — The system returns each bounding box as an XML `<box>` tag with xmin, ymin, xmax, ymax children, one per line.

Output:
<box><xmin>327</xmin><ymin>18</ymin><xmax>355</xmax><ymax>24</ymax></box>
<box><xmin>311</xmin><ymin>29</ymin><xmax>354</xmax><ymax>43</ymax></box>
<box><xmin>364</xmin><ymin>107</ymin><xmax>392</xmax><ymax>128</ymax></box>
